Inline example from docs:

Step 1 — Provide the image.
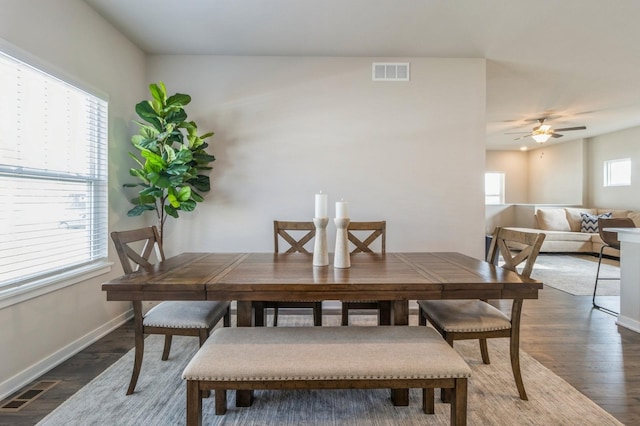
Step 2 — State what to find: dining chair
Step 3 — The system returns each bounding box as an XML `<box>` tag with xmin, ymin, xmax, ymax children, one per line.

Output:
<box><xmin>111</xmin><ymin>226</ymin><xmax>231</xmax><ymax>395</ymax></box>
<box><xmin>592</xmin><ymin>217</ymin><xmax>635</xmax><ymax>315</ymax></box>
<box><xmin>418</xmin><ymin>226</ymin><xmax>545</xmax><ymax>401</ymax></box>
<box><xmin>341</xmin><ymin>221</ymin><xmax>388</xmax><ymax>326</ymax></box>
<box><xmin>257</xmin><ymin>221</ymin><xmax>322</xmax><ymax>326</ymax></box>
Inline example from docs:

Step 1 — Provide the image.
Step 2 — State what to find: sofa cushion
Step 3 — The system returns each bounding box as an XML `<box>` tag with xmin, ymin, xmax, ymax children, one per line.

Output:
<box><xmin>580</xmin><ymin>212</ymin><xmax>612</xmax><ymax>233</ymax></box>
<box><xmin>565</xmin><ymin>208</ymin><xmax>597</xmax><ymax>232</ymax></box>
<box><xmin>598</xmin><ymin>209</ymin><xmax>630</xmax><ymax>218</ymax></box>
<box><xmin>537</xmin><ymin>208</ymin><xmax>571</xmax><ymax>231</ymax></box>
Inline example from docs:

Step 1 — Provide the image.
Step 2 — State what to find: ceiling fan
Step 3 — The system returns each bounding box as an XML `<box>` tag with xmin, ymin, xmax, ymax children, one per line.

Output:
<box><xmin>506</xmin><ymin>118</ymin><xmax>586</xmax><ymax>143</ymax></box>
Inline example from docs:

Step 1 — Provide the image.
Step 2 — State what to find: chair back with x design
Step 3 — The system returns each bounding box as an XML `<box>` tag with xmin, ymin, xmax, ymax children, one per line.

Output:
<box><xmin>486</xmin><ymin>227</ymin><xmax>544</xmax><ymax>279</ymax></box>
<box><xmin>112</xmin><ymin>226</ymin><xmax>165</xmax><ymax>274</ymax></box>
<box><xmin>348</xmin><ymin>221</ymin><xmax>386</xmax><ymax>254</ymax></box>
<box><xmin>274</xmin><ymin>221</ymin><xmax>316</xmax><ymax>253</ymax></box>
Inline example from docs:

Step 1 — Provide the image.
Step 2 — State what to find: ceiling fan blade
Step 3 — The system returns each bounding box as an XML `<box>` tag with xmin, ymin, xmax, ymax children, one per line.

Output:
<box><xmin>512</xmin><ymin>135</ymin><xmax>530</xmax><ymax>141</ymax></box>
<box><xmin>551</xmin><ymin>133</ymin><xmax>564</xmax><ymax>138</ymax></box>
<box><xmin>504</xmin><ymin>131</ymin><xmax>532</xmax><ymax>135</ymax></box>
<box><xmin>553</xmin><ymin>126</ymin><xmax>586</xmax><ymax>132</ymax></box>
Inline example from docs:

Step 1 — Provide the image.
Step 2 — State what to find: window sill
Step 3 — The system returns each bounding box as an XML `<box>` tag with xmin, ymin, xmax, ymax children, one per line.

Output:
<box><xmin>0</xmin><ymin>261</ymin><xmax>113</xmax><ymax>310</ymax></box>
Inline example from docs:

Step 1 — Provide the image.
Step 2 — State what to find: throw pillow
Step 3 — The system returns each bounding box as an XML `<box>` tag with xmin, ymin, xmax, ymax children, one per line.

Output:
<box><xmin>580</xmin><ymin>212</ymin><xmax>612</xmax><ymax>233</ymax></box>
<box><xmin>536</xmin><ymin>208</ymin><xmax>571</xmax><ymax>231</ymax></box>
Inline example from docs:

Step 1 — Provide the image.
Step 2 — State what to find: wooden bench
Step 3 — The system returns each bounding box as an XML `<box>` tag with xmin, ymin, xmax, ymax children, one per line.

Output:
<box><xmin>182</xmin><ymin>326</ymin><xmax>471</xmax><ymax>426</ymax></box>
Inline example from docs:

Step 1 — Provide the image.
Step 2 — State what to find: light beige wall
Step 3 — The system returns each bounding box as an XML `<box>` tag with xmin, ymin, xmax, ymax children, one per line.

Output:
<box><xmin>527</xmin><ymin>140</ymin><xmax>586</xmax><ymax>205</ymax></box>
<box><xmin>0</xmin><ymin>0</ymin><xmax>146</xmax><ymax>398</ymax></box>
<box><xmin>145</xmin><ymin>56</ymin><xmax>487</xmax><ymax>256</ymax></box>
<box><xmin>587</xmin><ymin>126</ymin><xmax>640</xmax><ymax>209</ymax></box>
<box><xmin>485</xmin><ymin>151</ymin><xmax>528</xmax><ymax>203</ymax></box>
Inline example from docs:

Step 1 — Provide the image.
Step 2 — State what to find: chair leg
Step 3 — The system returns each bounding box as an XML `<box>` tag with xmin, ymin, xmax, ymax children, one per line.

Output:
<box><xmin>273</xmin><ymin>306</ymin><xmax>279</xmax><ymax>327</ymax></box>
<box><xmin>479</xmin><ymin>338</ymin><xmax>491</xmax><ymax>364</ymax></box>
<box><xmin>418</xmin><ymin>305</ymin><xmax>427</xmax><ymax>326</ymax></box>
<box><xmin>127</xmin><ymin>301</ymin><xmax>145</xmax><ymax>395</ymax></box>
<box><xmin>341</xmin><ymin>303</ymin><xmax>349</xmax><ymax>326</ymax></box>
<box><xmin>223</xmin><ymin>306</ymin><xmax>231</xmax><ymax>327</ymax></box>
<box><xmin>313</xmin><ymin>301</ymin><xmax>322</xmax><ymax>326</ymax></box>
<box><xmin>510</xmin><ymin>333</ymin><xmax>527</xmax><ymax>400</ymax></box>
<box><xmin>592</xmin><ymin>246</ymin><xmax>605</xmax><ymax>308</ymax></box>
<box><xmin>161</xmin><ymin>335</ymin><xmax>172</xmax><ymax>361</ymax></box>
<box><xmin>592</xmin><ymin>246</ymin><xmax>618</xmax><ymax>316</ymax></box>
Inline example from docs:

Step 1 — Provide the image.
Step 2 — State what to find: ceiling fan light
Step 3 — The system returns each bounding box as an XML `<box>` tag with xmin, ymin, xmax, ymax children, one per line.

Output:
<box><xmin>532</xmin><ymin>133</ymin><xmax>552</xmax><ymax>143</ymax></box>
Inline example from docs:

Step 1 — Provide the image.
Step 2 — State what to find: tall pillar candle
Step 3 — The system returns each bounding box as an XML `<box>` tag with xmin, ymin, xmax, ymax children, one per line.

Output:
<box><xmin>315</xmin><ymin>192</ymin><xmax>328</xmax><ymax>218</ymax></box>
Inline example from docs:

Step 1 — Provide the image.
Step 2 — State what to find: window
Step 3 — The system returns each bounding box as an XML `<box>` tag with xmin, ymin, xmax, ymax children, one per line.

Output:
<box><xmin>0</xmin><ymin>49</ymin><xmax>108</xmax><ymax>292</ymax></box>
<box><xmin>604</xmin><ymin>158</ymin><xmax>631</xmax><ymax>187</ymax></box>
<box><xmin>485</xmin><ymin>172</ymin><xmax>505</xmax><ymax>204</ymax></box>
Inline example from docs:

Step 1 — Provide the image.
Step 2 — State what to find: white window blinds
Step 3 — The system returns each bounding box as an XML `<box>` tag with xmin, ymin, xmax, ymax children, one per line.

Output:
<box><xmin>0</xmin><ymin>50</ymin><xmax>108</xmax><ymax>289</ymax></box>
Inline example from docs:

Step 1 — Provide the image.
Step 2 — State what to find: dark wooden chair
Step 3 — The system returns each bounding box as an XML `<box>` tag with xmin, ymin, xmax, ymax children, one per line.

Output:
<box><xmin>592</xmin><ymin>217</ymin><xmax>635</xmax><ymax>315</ymax></box>
<box><xmin>111</xmin><ymin>226</ymin><xmax>231</xmax><ymax>395</ymax></box>
<box><xmin>257</xmin><ymin>221</ymin><xmax>323</xmax><ymax>326</ymax></box>
<box><xmin>418</xmin><ymin>226</ymin><xmax>545</xmax><ymax>401</ymax></box>
<box><xmin>341</xmin><ymin>221</ymin><xmax>388</xmax><ymax>325</ymax></box>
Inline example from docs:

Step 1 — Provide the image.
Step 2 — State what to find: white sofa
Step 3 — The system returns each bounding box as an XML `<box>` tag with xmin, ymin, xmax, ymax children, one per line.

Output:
<box><xmin>506</xmin><ymin>207</ymin><xmax>640</xmax><ymax>256</ymax></box>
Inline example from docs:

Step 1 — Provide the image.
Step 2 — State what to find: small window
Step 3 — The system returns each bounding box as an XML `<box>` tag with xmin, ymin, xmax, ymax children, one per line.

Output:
<box><xmin>485</xmin><ymin>172</ymin><xmax>505</xmax><ymax>205</ymax></box>
<box><xmin>604</xmin><ymin>158</ymin><xmax>631</xmax><ymax>187</ymax></box>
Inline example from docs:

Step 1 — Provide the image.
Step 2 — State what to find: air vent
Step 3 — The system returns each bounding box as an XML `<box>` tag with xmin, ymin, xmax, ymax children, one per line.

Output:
<box><xmin>372</xmin><ymin>62</ymin><xmax>410</xmax><ymax>81</ymax></box>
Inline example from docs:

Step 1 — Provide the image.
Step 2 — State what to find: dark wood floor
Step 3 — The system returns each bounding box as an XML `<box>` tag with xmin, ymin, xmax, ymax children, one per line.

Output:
<box><xmin>1</xmin><ymin>288</ymin><xmax>639</xmax><ymax>425</ymax></box>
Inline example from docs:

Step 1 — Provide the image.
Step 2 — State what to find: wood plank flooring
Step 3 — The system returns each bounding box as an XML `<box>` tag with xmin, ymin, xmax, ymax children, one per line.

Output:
<box><xmin>1</xmin><ymin>287</ymin><xmax>639</xmax><ymax>425</ymax></box>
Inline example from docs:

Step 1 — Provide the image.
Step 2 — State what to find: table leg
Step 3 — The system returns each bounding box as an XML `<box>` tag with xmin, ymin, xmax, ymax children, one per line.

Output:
<box><xmin>391</xmin><ymin>299</ymin><xmax>410</xmax><ymax>405</ymax></box>
<box><xmin>236</xmin><ymin>301</ymin><xmax>254</xmax><ymax>327</ymax></box>
<box><xmin>235</xmin><ymin>301</ymin><xmax>255</xmax><ymax>405</ymax></box>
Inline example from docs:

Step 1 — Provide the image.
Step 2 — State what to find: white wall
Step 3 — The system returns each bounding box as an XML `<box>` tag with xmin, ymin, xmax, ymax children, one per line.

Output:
<box><xmin>486</xmin><ymin>150</ymin><xmax>528</xmax><ymax>203</ymax></box>
<box><xmin>0</xmin><ymin>0</ymin><xmax>146</xmax><ymax>398</ymax></box>
<box><xmin>527</xmin><ymin>140</ymin><xmax>586</xmax><ymax>205</ymax></box>
<box><xmin>587</xmin><ymin>126</ymin><xmax>640</xmax><ymax>209</ymax></box>
<box><xmin>144</xmin><ymin>56</ymin><xmax>487</xmax><ymax>257</ymax></box>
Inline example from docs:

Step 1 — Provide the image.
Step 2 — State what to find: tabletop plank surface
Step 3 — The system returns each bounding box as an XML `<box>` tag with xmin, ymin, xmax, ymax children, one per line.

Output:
<box><xmin>102</xmin><ymin>252</ymin><xmax>542</xmax><ymax>302</ymax></box>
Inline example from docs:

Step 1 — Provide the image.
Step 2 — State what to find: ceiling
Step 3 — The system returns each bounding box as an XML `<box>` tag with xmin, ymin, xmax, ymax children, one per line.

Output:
<box><xmin>84</xmin><ymin>0</ymin><xmax>640</xmax><ymax>150</ymax></box>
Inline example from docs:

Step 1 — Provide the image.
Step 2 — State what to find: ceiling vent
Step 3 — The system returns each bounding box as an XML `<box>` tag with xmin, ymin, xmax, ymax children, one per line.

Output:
<box><xmin>372</xmin><ymin>62</ymin><xmax>410</xmax><ymax>81</ymax></box>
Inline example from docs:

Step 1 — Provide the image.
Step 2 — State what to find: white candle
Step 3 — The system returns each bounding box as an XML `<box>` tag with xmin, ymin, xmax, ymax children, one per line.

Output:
<box><xmin>336</xmin><ymin>200</ymin><xmax>348</xmax><ymax>218</ymax></box>
<box><xmin>315</xmin><ymin>192</ymin><xmax>328</xmax><ymax>218</ymax></box>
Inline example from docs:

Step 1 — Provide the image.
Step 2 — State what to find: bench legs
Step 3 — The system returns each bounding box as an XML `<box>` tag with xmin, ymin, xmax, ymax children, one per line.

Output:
<box><xmin>187</xmin><ymin>381</ymin><xmax>468</xmax><ymax>426</ymax></box>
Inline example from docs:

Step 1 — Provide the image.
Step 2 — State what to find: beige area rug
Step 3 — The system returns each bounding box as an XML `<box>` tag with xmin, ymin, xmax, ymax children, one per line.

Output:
<box><xmin>38</xmin><ymin>314</ymin><xmax>622</xmax><ymax>426</ymax></box>
<box><xmin>529</xmin><ymin>254</ymin><xmax>620</xmax><ymax>296</ymax></box>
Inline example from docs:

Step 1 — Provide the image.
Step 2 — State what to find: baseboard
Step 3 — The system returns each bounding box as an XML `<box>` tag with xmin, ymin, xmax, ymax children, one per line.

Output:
<box><xmin>616</xmin><ymin>315</ymin><xmax>640</xmax><ymax>333</ymax></box>
<box><xmin>0</xmin><ymin>308</ymin><xmax>133</xmax><ymax>401</ymax></box>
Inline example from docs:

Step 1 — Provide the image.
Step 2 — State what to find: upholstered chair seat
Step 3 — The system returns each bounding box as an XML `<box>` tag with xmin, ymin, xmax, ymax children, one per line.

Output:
<box><xmin>417</xmin><ymin>300</ymin><xmax>511</xmax><ymax>333</ymax></box>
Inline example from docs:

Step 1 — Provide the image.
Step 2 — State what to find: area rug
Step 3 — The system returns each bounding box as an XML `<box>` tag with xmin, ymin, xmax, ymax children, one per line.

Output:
<box><xmin>530</xmin><ymin>254</ymin><xmax>620</xmax><ymax>296</ymax></box>
<box><xmin>38</xmin><ymin>315</ymin><xmax>621</xmax><ymax>426</ymax></box>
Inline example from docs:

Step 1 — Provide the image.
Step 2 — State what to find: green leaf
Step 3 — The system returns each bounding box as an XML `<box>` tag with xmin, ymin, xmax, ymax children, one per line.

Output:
<box><xmin>135</xmin><ymin>100</ymin><xmax>158</xmax><ymax>120</ymax></box>
<box><xmin>141</xmin><ymin>149</ymin><xmax>166</xmax><ymax>173</ymax></box>
<box><xmin>127</xmin><ymin>152</ymin><xmax>145</xmax><ymax>168</ymax></box>
<box><xmin>191</xmin><ymin>190</ymin><xmax>204</xmax><ymax>202</ymax></box>
<box><xmin>127</xmin><ymin>205</ymin><xmax>155</xmax><ymax>217</ymax></box>
<box><xmin>140</xmin><ymin>187</ymin><xmax>164</xmax><ymax>197</ymax></box>
<box><xmin>165</xmin><ymin>204</ymin><xmax>179</xmax><ymax>218</ymax></box>
<box><xmin>193</xmin><ymin>152</ymin><xmax>216</xmax><ymax>163</ymax></box>
<box><xmin>177</xmin><ymin>186</ymin><xmax>191</xmax><ymax>202</ymax></box>
<box><xmin>167</xmin><ymin>190</ymin><xmax>180</xmax><ymax>208</ymax></box>
<box><xmin>128</xmin><ymin>168</ymin><xmax>148</xmax><ymax>183</ymax></box>
<box><xmin>148</xmin><ymin>172</ymin><xmax>171</xmax><ymax>188</ymax></box>
<box><xmin>175</xmin><ymin>148</ymin><xmax>193</xmax><ymax>163</ymax></box>
<box><xmin>200</xmin><ymin>132</ymin><xmax>214</xmax><ymax>139</ymax></box>
<box><xmin>149</xmin><ymin>83</ymin><xmax>166</xmax><ymax>105</ymax></box>
<box><xmin>166</xmin><ymin>164</ymin><xmax>190</xmax><ymax>176</ymax></box>
<box><xmin>166</xmin><ymin>93</ymin><xmax>191</xmax><ymax>108</ymax></box>
<box><xmin>166</xmin><ymin>109</ymin><xmax>187</xmax><ymax>124</ymax></box>
<box><xmin>179</xmin><ymin>200</ymin><xmax>196</xmax><ymax>212</ymax></box>
<box><xmin>189</xmin><ymin>175</ymin><xmax>211</xmax><ymax>192</ymax></box>
<box><xmin>122</xmin><ymin>183</ymin><xmax>140</xmax><ymax>188</ymax></box>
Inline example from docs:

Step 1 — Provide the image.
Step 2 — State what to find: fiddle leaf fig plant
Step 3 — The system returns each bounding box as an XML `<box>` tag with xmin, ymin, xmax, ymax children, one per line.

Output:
<box><xmin>124</xmin><ymin>81</ymin><xmax>215</xmax><ymax>242</ymax></box>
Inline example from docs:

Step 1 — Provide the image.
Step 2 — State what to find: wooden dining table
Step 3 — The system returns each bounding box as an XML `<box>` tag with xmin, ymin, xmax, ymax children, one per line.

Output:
<box><xmin>102</xmin><ymin>251</ymin><xmax>542</xmax><ymax>406</ymax></box>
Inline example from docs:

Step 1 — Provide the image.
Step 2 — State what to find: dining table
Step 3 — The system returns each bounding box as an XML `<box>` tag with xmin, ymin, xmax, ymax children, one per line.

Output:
<box><xmin>102</xmin><ymin>251</ymin><xmax>543</xmax><ymax>406</ymax></box>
